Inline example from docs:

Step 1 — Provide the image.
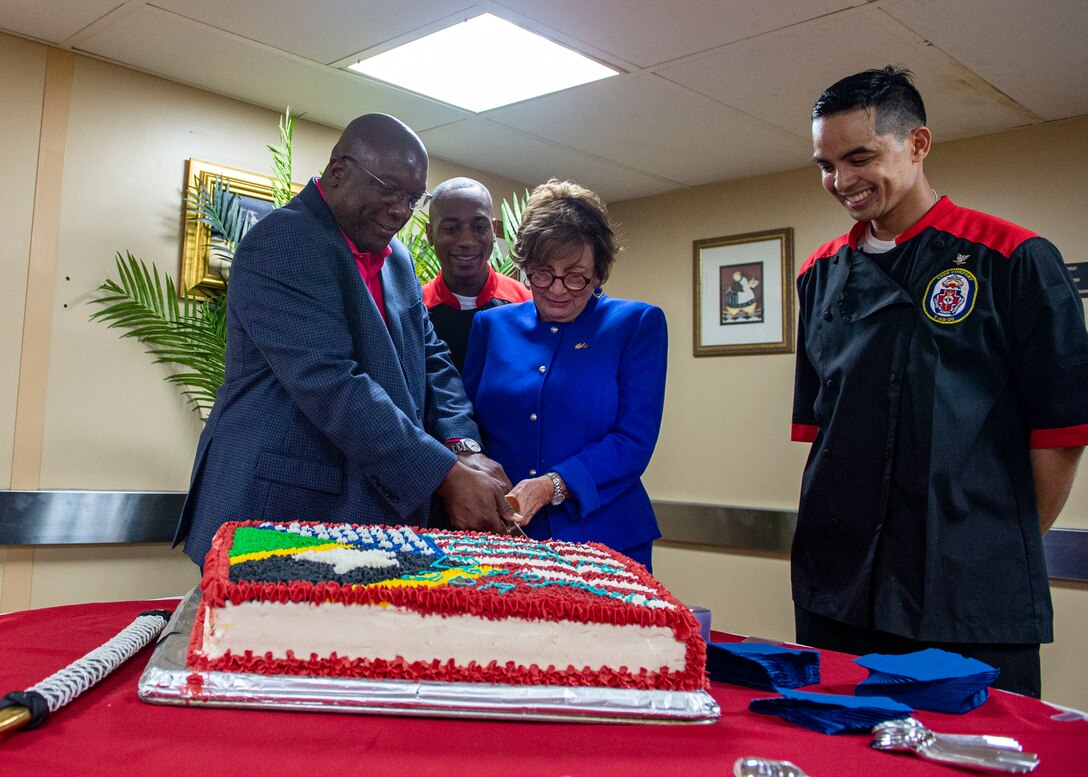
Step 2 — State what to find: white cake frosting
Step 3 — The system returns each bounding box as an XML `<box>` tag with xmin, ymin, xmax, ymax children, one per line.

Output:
<box><xmin>202</xmin><ymin>600</ymin><xmax>687</xmax><ymax>672</ymax></box>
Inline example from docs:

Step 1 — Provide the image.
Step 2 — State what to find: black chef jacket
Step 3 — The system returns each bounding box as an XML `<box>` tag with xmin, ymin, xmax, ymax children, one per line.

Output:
<box><xmin>791</xmin><ymin>196</ymin><xmax>1088</xmax><ymax>644</ymax></box>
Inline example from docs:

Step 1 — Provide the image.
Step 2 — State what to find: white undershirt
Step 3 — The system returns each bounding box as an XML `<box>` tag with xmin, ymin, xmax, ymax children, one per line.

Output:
<box><xmin>858</xmin><ymin>224</ymin><xmax>897</xmax><ymax>254</ymax></box>
<box><xmin>452</xmin><ymin>291</ymin><xmax>478</xmax><ymax>310</ymax></box>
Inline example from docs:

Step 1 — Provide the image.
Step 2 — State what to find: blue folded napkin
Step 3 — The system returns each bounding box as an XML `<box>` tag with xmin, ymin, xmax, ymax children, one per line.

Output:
<box><xmin>749</xmin><ymin>688</ymin><xmax>913</xmax><ymax>735</ymax></box>
<box><xmin>854</xmin><ymin>648</ymin><xmax>999</xmax><ymax>714</ymax></box>
<box><xmin>706</xmin><ymin>641</ymin><xmax>820</xmax><ymax>690</ymax></box>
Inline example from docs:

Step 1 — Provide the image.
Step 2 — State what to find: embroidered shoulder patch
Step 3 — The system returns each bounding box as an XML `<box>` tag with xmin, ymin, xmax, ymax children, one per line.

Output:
<box><xmin>923</xmin><ymin>268</ymin><xmax>977</xmax><ymax>324</ymax></box>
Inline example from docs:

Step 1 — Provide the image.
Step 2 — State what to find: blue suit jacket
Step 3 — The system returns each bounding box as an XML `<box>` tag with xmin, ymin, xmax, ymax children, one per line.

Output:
<box><xmin>175</xmin><ymin>181</ymin><xmax>476</xmax><ymax>565</ymax></box>
<box><xmin>462</xmin><ymin>294</ymin><xmax>667</xmax><ymax>553</ymax></box>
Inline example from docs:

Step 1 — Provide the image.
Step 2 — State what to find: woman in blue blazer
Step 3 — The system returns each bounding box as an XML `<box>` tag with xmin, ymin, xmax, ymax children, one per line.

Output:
<box><xmin>462</xmin><ymin>180</ymin><xmax>667</xmax><ymax>570</ymax></box>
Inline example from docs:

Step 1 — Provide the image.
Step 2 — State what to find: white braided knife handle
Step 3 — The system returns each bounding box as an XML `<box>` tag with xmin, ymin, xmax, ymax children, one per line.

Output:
<box><xmin>28</xmin><ymin>610</ymin><xmax>170</xmax><ymax>711</ymax></box>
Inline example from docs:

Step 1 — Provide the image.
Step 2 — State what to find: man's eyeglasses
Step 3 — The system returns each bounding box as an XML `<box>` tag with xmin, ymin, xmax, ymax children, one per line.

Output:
<box><xmin>340</xmin><ymin>155</ymin><xmax>431</xmax><ymax>211</ymax></box>
<box><xmin>527</xmin><ymin>268</ymin><xmax>592</xmax><ymax>292</ymax></box>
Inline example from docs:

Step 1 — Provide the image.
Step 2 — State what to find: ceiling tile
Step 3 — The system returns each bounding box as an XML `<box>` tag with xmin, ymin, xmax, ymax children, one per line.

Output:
<box><xmin>75</xmin><ymin>5</ymin><xmax>471</xmax><ymax>131</ymax></box>
<box><xmin>493</xmin><ymin>0</ymin><xmax>865</xmax><ymax>68</ymax></box>
<box><xmin>152</xmin><ymin>0</ymin><xmax>476</xmax><ymax>64</ymax></box>
<box><xmin>0</xmin><ymin>0</ymin><xmax>119</xmax><ymax>43</ymax></box>
<box><xmin>881</xmin><ymin>0</ymin><xmax>1088</xmax><ymax>120</ymax></box>
<box><xmin>420</xmin><ymin>117</ymin><xmax>681</xmax><ymax>203</ymax></box>
<box><xmin>487</xmin><ymin>73</ymin><xmax>811</xmax><ymax>185</ymax></box>
<box><xmin>657</xmin><ymin>5</ymin><xmax>1042</xmax><ymax>143</ymax></box>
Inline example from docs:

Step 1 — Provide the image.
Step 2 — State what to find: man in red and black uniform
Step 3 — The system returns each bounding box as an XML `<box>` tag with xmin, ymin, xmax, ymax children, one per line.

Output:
<box><xmin>792</xmin><ymin>66</ymin><xmax>1088</xmax><ymax>696</ymax></box>
<box><xmin>423</xmin><ymin>178</ymin><xmax>531</xmax><ymax>372</ymax></box>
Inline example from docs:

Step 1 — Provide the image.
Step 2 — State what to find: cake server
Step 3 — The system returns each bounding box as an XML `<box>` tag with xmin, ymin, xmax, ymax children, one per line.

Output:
<box><xmin>871</xmin><ymin>717</ymin><xmax>1040</xmax><ymax>772</ymax></box>
<box><xmin>500</xmin><ymin>516</ymin><xmax>528</xmax><ymax>538</ymax></box>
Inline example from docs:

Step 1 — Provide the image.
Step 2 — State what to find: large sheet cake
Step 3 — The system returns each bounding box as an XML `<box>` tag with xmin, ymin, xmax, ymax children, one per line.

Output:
<box><xmin>188</xmin><ymin>521</ymin><xmax>708</xmax><ymax>692</ymax></box>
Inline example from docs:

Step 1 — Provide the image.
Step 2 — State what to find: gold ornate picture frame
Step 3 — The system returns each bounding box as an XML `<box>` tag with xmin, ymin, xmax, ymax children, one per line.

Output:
<box><xmin>693</xmin><ymin>228</ymin><xmax>795</xmax><ymax>357</ymax></box>
<box><xmin>180</xmin><ymin>158</ymin><xmax>302</xmax><ymax>298</ymax></box>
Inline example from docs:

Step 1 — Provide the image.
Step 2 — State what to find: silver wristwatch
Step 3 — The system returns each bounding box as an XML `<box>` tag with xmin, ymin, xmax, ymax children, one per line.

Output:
<box><xmin>447</xmin><ymin>438</ymin><xmax>482</xmax><ymax>455</ymax></box>
<box><xmin>546</xmin><ymin>471</ymin><xmax>566</xmax><ymax>505</ymax></box>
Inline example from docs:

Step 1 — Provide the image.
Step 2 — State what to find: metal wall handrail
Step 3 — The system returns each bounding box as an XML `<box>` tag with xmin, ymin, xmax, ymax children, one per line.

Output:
<box><xmin>1</xmin><ymin>490</ymin><xmax>1084</xmax><ymax>582</ymax></box>
<box><xmin>652</xmin><ymin>499</ymin><xmax>1087</xmax><ymax>583</ymax></box>
<box><xmin>0</xmin><ymin>490</ymin><xmax>184</xmax><ymax>545</ymax></box>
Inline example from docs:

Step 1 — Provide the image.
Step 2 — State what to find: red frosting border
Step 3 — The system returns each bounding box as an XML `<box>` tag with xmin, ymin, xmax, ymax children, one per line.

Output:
<box><xmin>188</xmin><ymin>521</ymin><xmax>708</xmax><ymax>691</ymax></box>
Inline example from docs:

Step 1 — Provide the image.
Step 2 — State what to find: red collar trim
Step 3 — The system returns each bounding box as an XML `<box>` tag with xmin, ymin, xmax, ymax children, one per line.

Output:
<box><xmin>475</xmin><ymin>268</ymin><xmax>500</xmax><ymax>307</ymax></box>
<box><xmin>847</xmin><ymin>220</ymin><xmax>867</xmax><ymax>249</ymax></box>
<box><xmin>896</xmin><ymin>195</ymin><xmax>952</xmax><ymax>244</ymax></box>
<box><xmin>431</xmin><ymin>268</ymin><xmax>499</xmax><ymax>309</ymax></box>
<box><xmin>844</xmin><ymin>196</ymin><xmax>954</xmax><ymax>248</ymax></box>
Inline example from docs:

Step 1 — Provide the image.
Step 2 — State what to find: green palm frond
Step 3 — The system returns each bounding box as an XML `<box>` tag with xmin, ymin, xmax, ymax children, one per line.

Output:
<box><xmin>186</xmin><ymin>176</ymin><xmax>248</xmax><ymax>261</ymax></box>
<box><xmin>89</xmin><ymin>252</ymin><xmax>225</xmax><ymax>414</ymax></box>
<box><xmin>500</xmin><ymin>189</ymin><xmax>529</xmax><ymax>247</ymax></box>
<box><xmin>494</xmin><ymin>189</ymin><xmax>530</xmax><ymax>277</ymax></box>
<box><xmin>399</xmin><ymin>209</ymin><xmax>440</xmax><ymax>283</ymax></box>
<box><xmin>269</xmin><ymin>106</ymin><xmax>302</xmax><ymax>208</ymax></box>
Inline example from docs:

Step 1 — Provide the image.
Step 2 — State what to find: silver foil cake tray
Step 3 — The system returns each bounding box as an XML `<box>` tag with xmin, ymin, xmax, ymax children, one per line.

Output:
<box><xmin>137</xmin><ymin>589</ymin><xmax>721</xmax><ymax>725</ymax></box>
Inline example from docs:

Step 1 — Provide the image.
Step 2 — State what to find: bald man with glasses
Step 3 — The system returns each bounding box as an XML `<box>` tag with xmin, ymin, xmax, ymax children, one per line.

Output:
<box><xmin>176</xmin><ymin>114</ymin><xmax>513</xmax><ymax>568</ymax></box>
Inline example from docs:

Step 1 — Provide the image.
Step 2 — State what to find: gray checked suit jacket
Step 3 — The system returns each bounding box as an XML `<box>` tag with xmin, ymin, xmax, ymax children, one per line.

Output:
<box><xmin>174</xmin><ymin>180</ymin><xmax>477</xmax><ymax>565</ymax></box>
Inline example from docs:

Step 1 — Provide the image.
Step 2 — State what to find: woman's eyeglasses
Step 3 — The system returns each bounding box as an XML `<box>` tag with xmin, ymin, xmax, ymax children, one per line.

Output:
<box><xmin>527</xmin><ymin>269</ymin><xmax>592</xmax><ymax>292</ymax></box>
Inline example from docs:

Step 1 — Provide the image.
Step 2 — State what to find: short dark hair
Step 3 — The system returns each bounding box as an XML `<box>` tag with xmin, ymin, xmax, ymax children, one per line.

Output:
<box><xmin>511</xmin><ymin>179</ymin><xmax>618</xmax><ymax>285</ymax></box>
<box><xmin>812</xmin><ymin>66</ymin><xmax>926</xmax><ymax>138</ymax></box>
<box><xmin>430</xmin><ymin>177</ymin><xmax>492</xmax><ymax>211</ymax></box>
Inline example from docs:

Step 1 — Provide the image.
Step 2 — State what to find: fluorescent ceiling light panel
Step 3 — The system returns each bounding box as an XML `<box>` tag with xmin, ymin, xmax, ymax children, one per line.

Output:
<box><xmin>347</xmin><ymin>13</ymin><xmax>618</xmax><ymax>113</ymax></box>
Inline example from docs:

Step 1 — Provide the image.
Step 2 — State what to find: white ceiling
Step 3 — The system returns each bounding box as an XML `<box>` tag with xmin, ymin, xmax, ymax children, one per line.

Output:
<box><xmin>2</xmin><ymin>0</ymin><xmax>1086</xmax><ymax>203</ymax></box>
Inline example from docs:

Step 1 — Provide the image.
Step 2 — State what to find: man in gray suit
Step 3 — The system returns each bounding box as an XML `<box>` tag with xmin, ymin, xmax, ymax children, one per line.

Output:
<box><xmin>175</xmin><ymin>114</ymin><xmax>513</xmax><ymax>567</ymax></box>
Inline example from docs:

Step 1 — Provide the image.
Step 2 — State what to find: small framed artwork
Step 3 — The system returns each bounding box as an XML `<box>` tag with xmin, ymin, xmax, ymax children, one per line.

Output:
<box><xmin>693</xmin><ymin>228</ymin><xmax>794</xmax><ymax>356</ymax></box>
<box><xmin>179</xmin><ymin>158</ymin><xmax>299</xmax><ymax>298</ymax></box>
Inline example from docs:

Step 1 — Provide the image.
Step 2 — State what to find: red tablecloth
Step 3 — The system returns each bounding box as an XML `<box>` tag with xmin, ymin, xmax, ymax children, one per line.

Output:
<box><xmin>1</xmin><ymin>599</ymin><xmax>1084</xmax><ymax>776</ymax></box>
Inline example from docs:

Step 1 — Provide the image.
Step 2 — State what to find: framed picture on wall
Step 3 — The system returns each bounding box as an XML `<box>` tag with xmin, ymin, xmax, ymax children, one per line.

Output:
<box><xmin>693</xmin><ymin>228</ymin><xmax>794</xmax><ymax>356</ymax></box>
<box><xmin>179</xmin><ymin>158</ymin><xmax>300</xmax><ymax>298</ymax></box>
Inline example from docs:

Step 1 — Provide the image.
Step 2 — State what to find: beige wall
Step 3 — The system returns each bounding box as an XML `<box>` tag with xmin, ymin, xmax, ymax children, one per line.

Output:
<box><xmin>0</xmin><ymin>35</ymin><xmax>45</xmax><ymax>493</ymax></box>
<box><xmin>2</xmin><ymin>32</ymin><xmax>1085</xmax><ymax>708</ymax></box>
<box><xmin>609</xmin><ymin>115</ymin><xmax>1088</xmax><ymax>710</ymax></box>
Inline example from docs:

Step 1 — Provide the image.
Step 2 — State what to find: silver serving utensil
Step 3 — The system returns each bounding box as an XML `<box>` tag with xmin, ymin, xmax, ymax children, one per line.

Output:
<box><xmin>499</xmin><ymin>517</ymin><xmax>528</xmax><ymax>538</ymax></box>
<box><xmin>732</xmin><ymin>757</ymin><xmax>808</xmax><ymax>777</ymax></box>
<box><xmin>871</xmin><ymin>717</ymin><xmax>1039</xmax><ymax>773</ymax></box>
